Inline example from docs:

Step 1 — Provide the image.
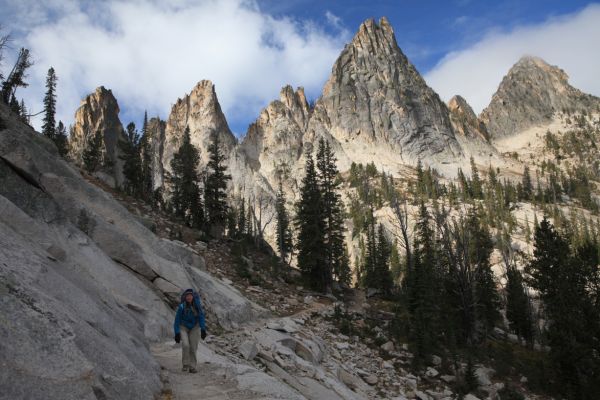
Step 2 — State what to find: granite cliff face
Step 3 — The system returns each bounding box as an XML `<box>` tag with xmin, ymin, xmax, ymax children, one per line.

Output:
<box><xmin>480</xmin><ymin>56</ymin><xmax>600</xmax><ymax>139</ymax></box>
<box><xmin>307</xmin><ymin>17</ymin><xmax>462</xmax><ymax>172</ymax></box>
<box><xmin>69</xmin><ymin>86</ymin><xmax>127</xmax><ymax>186</ymax></box>
<box><xmin>145</xmin><ymin>116</ymin><xmax>166</xmax><ymax>190</ymax></box>
<box><xmin>240</xmin><ymin>85</ymin><xmax>308</xmax><ymax>193</ymax></box>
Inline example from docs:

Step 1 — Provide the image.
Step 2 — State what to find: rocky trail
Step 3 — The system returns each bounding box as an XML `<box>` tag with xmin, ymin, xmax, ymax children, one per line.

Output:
<box><xmin>153</xmin><ymin>301</ymin><xmax>333</xmax><ymax>400</ymax></box>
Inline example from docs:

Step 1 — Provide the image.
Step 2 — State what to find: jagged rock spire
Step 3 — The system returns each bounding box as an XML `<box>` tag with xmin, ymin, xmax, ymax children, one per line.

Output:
<box><xmin>309</xmin><ymin>17</ymin><xmax>462</xmax><ymax>170</ymax></box>
<box><xmin>69</xmin><ymin>86</ymin><xmax>127</xmax><ymax>186</ymax></box>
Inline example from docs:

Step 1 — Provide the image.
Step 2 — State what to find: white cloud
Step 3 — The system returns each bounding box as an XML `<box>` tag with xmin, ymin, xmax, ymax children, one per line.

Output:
<box><xmin>8</xmin><ymin>0</ymin><xmax>349</xmax><ymax>134</ymax></box>
<box><xmin>425</xmin><ymin>4</ymin><xmax>600</xmax><ymax>114</ymax></box>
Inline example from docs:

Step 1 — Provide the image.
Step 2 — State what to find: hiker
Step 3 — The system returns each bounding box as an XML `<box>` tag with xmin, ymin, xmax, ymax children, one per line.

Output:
<box><xmin>173</xmin><ymin>288</ymin><xmax>207</xmax><ymax>373</ymax></box>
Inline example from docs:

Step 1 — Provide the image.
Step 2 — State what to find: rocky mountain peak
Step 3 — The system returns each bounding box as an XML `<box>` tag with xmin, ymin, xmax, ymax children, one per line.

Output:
<box><xmin>448</xmin><ymin>95</ymin><xmax>476</xmax><ymax>119</ymax></box>
<box><xmin>480</xmin><ymin>56</ymin><xmax>600</xmax><ymax>139</ymax></box>
<box><xmin>279</xmin><ymin>85</ymin><xmax>310</xmax><ymax>130</ymax></box>
<box><xmin>162</xmin><ymin>80</ymin><xmax>237</xmax><ymax>179</ymax></box>
<box><xmin>313</xmin><ymin>17</ymin><xmax>461</xmax><ymax>171</ymax></box>
<box><xmin>69</xmin><ymin>85</ymin><xmax>127</xmax><ymax>186</ymax></box>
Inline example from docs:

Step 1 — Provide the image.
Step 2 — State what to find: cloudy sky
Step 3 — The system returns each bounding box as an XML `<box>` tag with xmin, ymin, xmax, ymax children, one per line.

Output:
<box><xmin>1</xmin><ymin>0</ymin><xmax>599</xmax><ymax>135</ymax></box>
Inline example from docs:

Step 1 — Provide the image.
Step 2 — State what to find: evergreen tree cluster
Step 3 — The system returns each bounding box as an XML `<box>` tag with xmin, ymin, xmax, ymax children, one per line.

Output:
<box><xmin>165</xmin><ymin>129</ymin><xmax>231</xmax><ymax>236</ymax></box>
<box><xmin>295</xmin><ymin>138</ymin><xmax>350</xmax><ymax>291</ymax></box>
<box><xmin>116</xmin><ymin>113</ymin><xmax>153</xmax><ymax>199</ymax></box>
<box><xmin>525</xmin><ymin>217</ymin><xmax>600</xmax><ymax>399</ymax></box>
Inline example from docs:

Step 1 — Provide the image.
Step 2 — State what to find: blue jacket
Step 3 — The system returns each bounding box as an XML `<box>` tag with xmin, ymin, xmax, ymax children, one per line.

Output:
<box><xmin>174</xmin><ymin>291</ymin><xmax>206</xmax><ymax>334</ymax></box>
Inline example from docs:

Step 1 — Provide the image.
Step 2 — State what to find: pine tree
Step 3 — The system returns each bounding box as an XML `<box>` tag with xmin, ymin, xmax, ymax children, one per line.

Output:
<box><xmin>9</xmin><ymin>93</ymin><xmax>19</xmax><ymax>114</ymax></box>
<box><xmin>19</xmin><ymin>99</ymin><xmax>29</xmax><ymax>124</ymax></box>
<box><xmin>237</xmin><ymin>197</ymin><xmax>246</xmax><ymax>236</ymax></box>
<box><xmin>167</xmin><ymin>127</ymin><xmax>203</xmax><ymax>228</ymax></box>
<box><xmin>139</xmin><ymin>111</ymin><xmax>153</xmax><ymax>198</ymax></box>
<box><xmin>275</xmin><ymin>182</ymin><xmax>293</xmax><ymax>264</ymax></box>
<box><xmin>316</xmin><ymin>138</ymin><xmax>348</xmax><ymax>287</ymax></box>
<box><xmin>522</xmin><ymin>165</ymin><xmax>533</xmax><ymax>201</ymax></box>
<box><xmin>505</xmin><ymin>266</ymin><xmax>534</xmax><ymax>345</ymax></box>
<box><xmin>42</xmin><ymin>67</ymin><xmax>57</xmax><ymax>139</ymax></box>
<box><xmin>470</xmin><ymin>157</ymin><xmax>482</xmax><ymax>199</ymax></box>
<box><xmin>54</xmin><ymin>121</ymin><xmax>69</xmax><ymax>157</ymax></box>
<box><xmin>405</xmin><ymin>203</ymin><xmax>439</xmax><ymax>357</ymax></box>
<box><xmin>1</xmin><ymin>48</ymin><xmax>33</xmax><ymax>103</ymax></box>
<box><xmin>119</xmin><ymin>122</ymin><xmax>142</xmax><ymax>195</ymax></box>
<box><xmin>204</xmin><ymin>132</ymin><xmax>231</xmax><ymax>236</ymax></box>
<box><xmin>82</xmin><ymin>130</ymin><xmax>103</xmax><ymax>173</ymax></box>
<box><xmin>375</xmin><ymin>223</ymin><xmax>393</xmax><ymax>294</ymax></box>
<box><xmin>526</xmin><ymin>218</ymin><xmax>600</xmax><ymax>398</ymax></box>
<box><xmin>467</xmin><ymin>211</ymin><xmax>500</xmax><ymax>337</ymax></box>
<box><xmin>295</xmin><ymin>149</ymin><xmax>327</xmax><ymax>291</ymax></box>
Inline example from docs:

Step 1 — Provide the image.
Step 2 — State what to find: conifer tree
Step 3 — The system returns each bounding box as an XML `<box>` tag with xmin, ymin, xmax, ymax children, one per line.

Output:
<box><xmin>19</xmin><ymin>99</ymin><xmax>29</xmax><ymax>124</ymax></box>
<box><xmin>42</xmin><ymin>67</ymin><xmax>57</xmax><ymax>139</ymax></box>
<box><xmin>505</xmin><ymin>266</ymin><xmax>534</xmax><ymax>345</ymax></box>
<box><xmin>54</xmin><ymin>121</ymin><xmax>69</xmax><ymax>157</ymax></box>
<box><xmin>295</xmin><ymin>149</ymin><xmax>327</xmax><ymax>291</ymax></box>
<box><xmin>139</xmin><ymin>111</ymin><xmax>153</xmax><ymax>198</ymax></box>
<box><xmin>470</xmin><ymin>157</ymin><xmax>482</xmax><ymax>199</ymax></box>
<box><xmin>119</xmin><ymin>122</ymin><xmax>142</xmax><ymax>195</ymax></box>
<box><xmin>467</xmin><ymin>211</ymin><xmax>500</xmax><ymax>336</ymax></box>
<box><xmin>316</xmin><ymin>138</ymin><xmax>348</xmax><ymax>286</ymax></box>
<box><xmin>526</xmin><ymin>218</ymin><xmax>600</xmax><ymax>398</ymax></box>
<box><xmin>9</xmin><ymin>93</ymin><xmax>20</xmax><ymax>114</ymax></box>
<box><xmin>275</xmin><ymin>182</ymin><xmax>293</xmax><ymax>264</ymax></box>
<box><xmin>167</xmin><ymin>127</ymin><xmax>203</xmax><ymax>228</ymax></box>
<box><xmin>522</xmin><ymin>165</ymin><xmax>533</xmax><ymax>201</ymax></box>
<box><xmin>82</xmin><ymin>130</ymin><xmax>103</xmax><ymax>173</ymax></box>
<box><xmin>237</xmin><ymin>197</ymin><xmax>246</xmax><ymax>236</ymax></box>
<box><xmin>1</xmin><ymin>48</ymin><xmax>32</xmax><ymax>103</ymax></box>
<box><xmin>405</xmin><ymin>203</ymin><xmax>439</xmax><ymax>357</ymax></box>
<box><xmin>204</xmin><ymin>132</ymin><xmax>231</xmax><ymax>236</ymax></box>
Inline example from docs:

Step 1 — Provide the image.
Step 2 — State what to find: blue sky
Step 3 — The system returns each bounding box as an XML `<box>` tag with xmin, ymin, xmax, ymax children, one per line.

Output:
<box><xmin>1</xmin><ymin>0</ymin><xmax>599</xmax><ymax>136</ymax></box>
<box><xmin>259</xmin><ymin>0</ymin><xmax>595</xmax><ymax>71</ymax></box>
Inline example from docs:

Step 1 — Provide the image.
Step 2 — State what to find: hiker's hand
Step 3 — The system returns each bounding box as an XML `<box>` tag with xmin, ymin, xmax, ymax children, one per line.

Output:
<box><xmin>175</xmin><ymin>333</ymin><xmax>181</xmax><ymax>343</ymax></box>
<box><xmin>201</xmin><ymin>329</ymin><xmax>207</xmax><ymax>340</ymax></box>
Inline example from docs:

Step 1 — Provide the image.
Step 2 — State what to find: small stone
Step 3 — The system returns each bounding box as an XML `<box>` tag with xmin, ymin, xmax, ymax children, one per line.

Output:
<box><xmin>440</xmin><ymin>374</ymin><xmax>456</xmax><ymax>383</ymax></box>
<box><xmin>336</xmin><ymin>342</ymin><xmax>349</xmax><ymax>350</ymax></box>
<box><xmin>364</xmin><ymin>375</ymin><xmax>378</xmax><ymax>385</ymax></box>
<box><xmin>238</xmin><ymin>340</ymin><xmax>258</xmax><ymax>361</ymax></box>
<box><xmin>415</xmin><ymin>390</ymin><xmax>430</xmax><ymax>400</ymax></box>
<box><xmin>425</xmin><ymin>367</ymin><xmax>439</xmax><ymax>378</ymax></box>
<box><xmin>381</xmin><ymin>341</ymin><xmax>395</xmax><ymax>352</ymax></box>
<box><xmin>431</xmin><ymin>355</ymin><xmax>442</xmax><ymax>366</ymax></box>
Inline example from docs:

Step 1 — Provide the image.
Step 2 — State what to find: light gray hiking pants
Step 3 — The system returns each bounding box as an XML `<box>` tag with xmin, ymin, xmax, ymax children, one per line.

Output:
<box><xmin>180</xmin><ymin>325</ymin><xmax>200</xmax><ymax>368</ymax></box>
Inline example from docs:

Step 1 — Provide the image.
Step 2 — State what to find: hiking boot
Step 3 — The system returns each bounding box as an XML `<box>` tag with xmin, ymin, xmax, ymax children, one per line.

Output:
<box><xmin>188</xmin><ymin>367</ymin><xmax>197</xmax><ymax>374</ymax></box>
<box><xmin>182</xmin><ymin>366</ymin><xmax>189</xmax><ymax>372</ymax></box>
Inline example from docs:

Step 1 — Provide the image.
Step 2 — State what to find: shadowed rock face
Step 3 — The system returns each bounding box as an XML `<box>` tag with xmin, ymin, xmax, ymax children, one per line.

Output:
<box><xmin>480</xmin><ymin>56</ymin><xmax>600</xmax><ymax>139</ymax></box>
<box><xmin>69</xmin><ymin>86</ymin><xmax>127</xmax><ymax>186</ymax></box>
<box><xmin>448</xmin><ymin>95</ymin><xmax>489</xmax><ymax>141</ymax></box>
<box><xmin>308</xmin><ymin>17</ymin><xmax>462</xmax><ymax>167</ymax></box>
